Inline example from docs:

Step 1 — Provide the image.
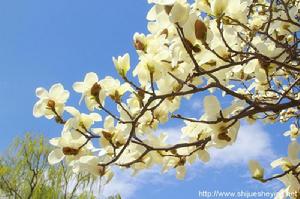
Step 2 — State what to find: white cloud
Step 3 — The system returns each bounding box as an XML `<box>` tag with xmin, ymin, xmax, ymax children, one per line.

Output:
<box><xmin>102</xmin><ymin>171</ymin><xmax>138</xmax><ymax>199</ymax></box>
<box><xmin>102</xmin><ymin>166</ymin><xmax>173</xmax><ymax>199</ymax></box>
<box><xmin>207</xmin><ymin>124</ymin><xmax>276</xmax><ymax>168</ymax></box>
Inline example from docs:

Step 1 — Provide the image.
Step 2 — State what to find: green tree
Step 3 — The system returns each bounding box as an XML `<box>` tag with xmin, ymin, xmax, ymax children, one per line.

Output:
<box><xmin>0</xmin><ymin>133</ymin><xmax>120</xmax><ymax>199</ymax></box>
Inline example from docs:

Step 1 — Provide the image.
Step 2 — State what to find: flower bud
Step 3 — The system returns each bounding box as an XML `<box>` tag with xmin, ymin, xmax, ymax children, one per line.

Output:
<box><xmin>248</xmin><ymin>160</ymin><xmax>264</xmax><ymax>181</ymax></box>
<box><xmin>195</xmin><ymin>19</ymin><xmax>207</xmax><ymax>42</ymax></box>
<box><xmin>113</xmin><ymin>53</ymin><xmax>130</xmax><ymax>77</ymax></box>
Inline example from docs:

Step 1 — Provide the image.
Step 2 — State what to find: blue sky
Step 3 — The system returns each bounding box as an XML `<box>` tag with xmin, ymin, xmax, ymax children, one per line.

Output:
<box><xmin>0</xmin><ymin>1</ymin><xmax>291</xmax><ymax>198</ymax></box>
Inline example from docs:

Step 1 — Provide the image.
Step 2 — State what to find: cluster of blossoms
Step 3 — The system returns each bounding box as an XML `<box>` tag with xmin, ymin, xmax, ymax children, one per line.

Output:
<box><xmin>34</xmin><ymin>0</ymin><xmax>300</xmax><ymax>197</ymax></box>
<box><xmin>249</xmin><ymin>125</ymin><xmax>299</xmax><ymax>198</ymax></box>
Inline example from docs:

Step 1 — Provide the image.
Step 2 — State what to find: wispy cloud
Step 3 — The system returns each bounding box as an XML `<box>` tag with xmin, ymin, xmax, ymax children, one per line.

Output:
<box><xmin>206</xmin><ymin>124</ymin><xmax>276</xmax><ymax>168</ymax></box>
<box><xmin>102</xmin><ymin>166</ymin><xmax>174</xmax><ymax>199</ymax></box>
<box><xmin>102</xmin><ymin>170</ymin><xmax>139</xmax><ymax>199</ymax></box>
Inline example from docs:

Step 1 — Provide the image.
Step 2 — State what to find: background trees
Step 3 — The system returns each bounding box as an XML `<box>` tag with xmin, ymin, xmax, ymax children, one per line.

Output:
<box><xmin>0</xmin><ymin>133</ymin><xmax>121</xmax><ymax>199</ymax></box>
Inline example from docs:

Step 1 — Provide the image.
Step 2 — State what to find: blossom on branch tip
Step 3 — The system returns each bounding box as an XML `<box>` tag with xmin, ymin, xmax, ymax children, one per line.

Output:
<box><xmin>73</xmin><ymin>72</ymin><xmax>105</xmax><ymax>111</ymax></box>
<box><xmin>248</xmin><ymin>160</ymin><xmax>264</xmax><ymax>181</ymax></box>
<box><xmin>64</xmin><ymin>106</ymin><xmax>102</xmax><ymax>132</ymax></box>
<box><xmin>113</xmin><ymin>53</ymin><xmax>130</xmax><ymax>77</ymax></box>
<box><xmin>33</xmin><ymin>83</ymin><xmax>69</xmax><ymax>119</ymax></box>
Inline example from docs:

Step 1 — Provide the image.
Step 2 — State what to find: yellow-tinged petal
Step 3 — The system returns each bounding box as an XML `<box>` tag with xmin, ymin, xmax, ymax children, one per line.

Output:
<box><xmin>176</xmin><ymin>165</ymin><xmax>186</xmax><ymax>180</ymax></box>
<box><xmin>198</xmin><ymin>150</ymin><xmax>210</xmax><ymax>163</ymax></box>
<box><xmin>203</xmin><ymin>95</ymin><xmax>221</xmax><ymax>119</ymax></box>
<box><xmin>248</xmin><ymin>160</ymin><xmax>264</xmax><ymax>180</ymax></box>
<box><xmin>48</xmin><ymin>149</ymin><xmax>65</xmax><ymax>165</ymax></box>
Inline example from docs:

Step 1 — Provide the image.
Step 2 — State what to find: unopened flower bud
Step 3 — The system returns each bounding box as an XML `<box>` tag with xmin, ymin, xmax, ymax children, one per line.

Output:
<box><xmin>248</xmin><ymin>160</ymin><xmax>265</xmax><ymax>181</ymax></box>
<box><xmin>195</xmin><ymin>19</ymin><xmax>207</xmax><ymax>42</ymax></box>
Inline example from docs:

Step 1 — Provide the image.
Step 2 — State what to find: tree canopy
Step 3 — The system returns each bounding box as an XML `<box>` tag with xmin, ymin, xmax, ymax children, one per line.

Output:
<box><xmin>33</xmin><ymin>0</ymin><xmax>300</xmax><ymax>198</ymax></box>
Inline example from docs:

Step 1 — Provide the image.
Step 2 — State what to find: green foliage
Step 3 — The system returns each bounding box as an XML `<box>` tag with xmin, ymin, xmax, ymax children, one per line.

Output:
<box><xmin>0</xmin><ymin>133</ymin><xmax>119</xmax><ymax>199</ymax></box>
<box><xmin>107</xmin><ymin>194</ymin><xmax>122</xmax><ymax>199</ymax></box>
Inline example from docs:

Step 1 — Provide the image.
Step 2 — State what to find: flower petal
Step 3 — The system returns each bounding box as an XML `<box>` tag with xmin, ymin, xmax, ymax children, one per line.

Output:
<box><xmin>48</xmin><ymin>149</ymin><xmax>64</xmax><ymax>165</ymax></box>
<box><xmin>84</xmin><ymin>72</ymin><xmax>98</xmax><ymax>86</ymax></box>
<box><xmin>36</xmin><ymin>87</ymin><xmax>48</xmax><ymax>98</ymax></box>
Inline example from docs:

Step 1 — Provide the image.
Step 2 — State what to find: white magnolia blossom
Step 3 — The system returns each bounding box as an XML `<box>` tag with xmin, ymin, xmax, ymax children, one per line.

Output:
<box><xmin>73</xmin><ymin>72</ymin><xmax>105</xmax><ymax>111</ymax></box>
<box><xmin>64</xmin><ymin>106</ymin><xmax>102</xmax><ymax>132</ymax></box>
<box><xmin>73</xmin><ymin>155</ymin><xmax>114</xmax><ymax>184</ymax></box>
<box><xmin>203</xmin><ymin>95</ymin><xmax>241</xmax><ymax>148</ymax></box>
<box><xmin>113</xmin><ymin>53</ymin><xmax>130</xmax><ymax>77</ymax></box>
<box><xmin>48</xmin><ymin>130</ymin><xmax>94</xmax><ymax>165</ymax></box>
<box><xmin>271</xmin><ymin>141</ymin><xmax>300</xmax><ymax>199</ymax></box>
<box><xmin>284</xmin><ymin>124</ymin><xmax>299</xmax><ymax>141</ymax></box>
<box><xmin>99</xmin><ymin>76</ymin><xmax>133</xmax><ymax>102</ymax></box>
<box><xmin>33</xmin><ymin>83</ymin><xmax>69</xmax><ymax>119</ymax></box>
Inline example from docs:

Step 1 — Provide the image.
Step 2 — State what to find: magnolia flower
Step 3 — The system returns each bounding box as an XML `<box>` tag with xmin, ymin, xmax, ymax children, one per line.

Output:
<box><xmin>167</xmin><ymin>0</ymin><xmax>190</xmax><ymax>24</ymax></box>
<box><xmin>283</xmin><ymin>124</ymin><xmax>299</xmax><ymax>141</ymax></box>
<box><xmin>211</xmin><ymin>0</ymin><xmax>228</xmax><ymax>16</ymax></box>
<box><xmin>33</xmin><ymin>83</ymin><xmax>69</xmax><ymax>119</ymax></box>
<box><xmin>137</xmin><ymin>110</ymin><xmax>159</xmax><ymax>134</ymax></box>
<box><xmin>64</xmin><ymin>106</ymin><xmax>102</xmax><ymax>132</ymax></box>
<box><xmin>203</xmin><ymin>95</ymin><xmax>240</xmax><ymax>148</ymax></box>
<box><xmin>273</xmin><ymin>139</ymin><xmax>300</xmax><ymax>198</ymax></box>
<box><xmin>73</xmin><ymin>156</ymin><xmax>103</xmax><ymax>176</ymax></box>
<box><xmin>225</xmin><ymin>0</ymin><xmax>249</xmax><ymax>23</ymax></box>
<box><xmin>100</xmin><ymin>76</ymin><xmax>132</xmax><ymax>102</ymax></box>
<box><xmin>93</xmin><ymin>116</ymin><xmax>129</xmax><ymax>156</ymax></box>
<box><xmin>270</xmin><ymin>141</ymin><xmax>300</xmax><ymax>198</ymax></box>
<box><xmin>248</xmin><ymin>160</ymin><xmax>265</xmax><ymax>181</ymax></box>
<box><xmin>73</xmin><ymin>72</ymin><xmax>106</xmax><ymax>111</ymax></box>
<box><xmin>181</xmin><ymin>120</ymin><xmax>210</xmax><ymax>139</ymax></box>
<box><xmin>274</xmin><ymin>175</ymin><xmax>299</xmax><ymax>199</ymax></box>
<box><xmin>73</xmin><ymin>154</ymin><xmax>113</xmax><ymax>183</ymax></box>
<box><xmin>133</xmin><ymin>53</ymin><xmax>169</xmax><ymax>86</ymax></box>
<box><xmin>113</xmin><ymin>53</ymin><xmax>130</xmax><ymax>77</ymax></box>
<box><xmin>271</xmin><ymin>141</ymin><xmax>300</xmax><ymax>171</ymax></box>
<box><xmin>162</xmin><ymin>157</ymin><xmax>186</xmax><ymax>179</ymax></box>
<box><xmin>116</xmin><ymin>95</ymin><xmax>141</xmax><ymax>121</ymax></box>
<box><xmin>133</xmin><ymin>33</ymin><xmax>147</xmax><ymax>52</ymax></box>
<box><xmin>48</xmin><ymin>130</ymin><xmax>94</xmax><ymax>165</ymax></box>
